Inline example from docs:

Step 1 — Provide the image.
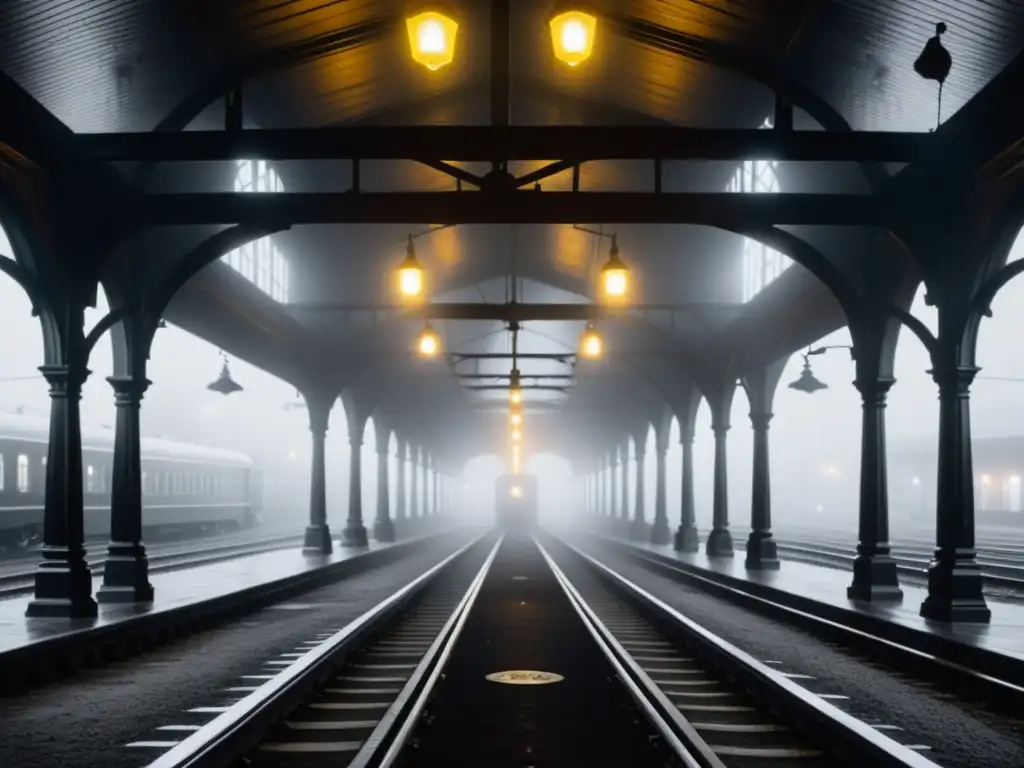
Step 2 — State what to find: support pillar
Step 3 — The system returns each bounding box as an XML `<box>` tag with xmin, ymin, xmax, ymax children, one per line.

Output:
<box><xmin>745</xmin><ymin>412</ymin><xmax>779</xmax><ymax>570</ymax></box>
<box><xmin>411</xmin><ymin>450</ymin><xmax>420</xmax><ymax>518</ymax></box>
<box><xmin>630</xmin><ymin>448</ymin><xmax>649</xmax><ymax>540</ymax></box>
<box><xmin>302</xmin><ymin>399</ymin><xmax>333</xmax><ymax>555</ymax></box>
<box><xmin>848</xmin><ymin>378</ymin><xmax>902</xmax><ymax>600</ymax></box>
<box><xmin>619</xmin><ymin>446</ymin><xmax>630</xmax><ymax>529</ymax></box>
<box><xmin>396</xmin><ymin>442</ymin><xmax>408</xmax><ymax>525</ymax></box>
<box><xmin>373</xmin><ymin>445</ymin><xmax>395</xmax><ymax>542</ymax></box>
<box><xmin>27</xmin><ymin>364</ymin><xmax>98</xmax><ymax>618</ymax></box>
<box><xmin>651</xmin><ymin>446</ymin><xmax>670</xmax><ymax>545</ymax></box>
<box><xmin>433</xmin><ymin>460</ymin><xmax>441</xmax><ymax>519</ymax></box>
<box><xmin>920</xmin><ymin>364</ymin><xmax>990</xmax><ymax>622</ymax></box>
<box><xmin>705</xmin><ymin>426</ymin><xmax>734</xmax><ymax>557</ymax></box>
<box><xmin>98</xmin><ymin>375</ymin><xmax>155</xmax><ymax>603</ymax></box>
<box><xmin>674</xmin><ymin>436</ymin><xmax>700</xmax><ymax>552</ymax></box>
<box><xmin>342</xmin><ymin>435</ymin><xmax>368</xmax><ymax>547</ymax></box>
<box><xmin>610</xmin><ymin>454</ymin><xmax>619</xmax><ymax>522</ymax></box>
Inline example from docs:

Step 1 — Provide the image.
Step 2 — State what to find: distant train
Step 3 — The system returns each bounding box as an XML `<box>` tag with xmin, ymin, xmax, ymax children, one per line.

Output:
<box><xmin>0</xmin><ymin>411</ymin><xmax>260</xmax><ymax>550</ymax></box>
<box><xmin>495</xmin><ymin>473</ymin><xmax>539</xmax><ymax>530</ymax></box>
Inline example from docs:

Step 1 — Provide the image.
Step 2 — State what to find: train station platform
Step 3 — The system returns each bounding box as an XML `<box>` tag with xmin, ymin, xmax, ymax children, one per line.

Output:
<box><xmin>0</xmin><ymin>531</ymin><xmax>459</xmax><ymax>689</ymax></box>
<box><xmin>583</xmin><ymin>532</ymin><xmax>1024</xmax><ymax>668</ymax></box>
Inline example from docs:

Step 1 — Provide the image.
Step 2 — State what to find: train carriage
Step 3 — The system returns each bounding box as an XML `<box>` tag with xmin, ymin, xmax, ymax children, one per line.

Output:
<box><xmin>0</xmin><ymin>411</ymin><xmax>258</xmax><ymax>550</ymax></box>
<box><xmin>495</xmin><ymin>473</ymin><xmax>539</xmax><ymax>530</ymax></box>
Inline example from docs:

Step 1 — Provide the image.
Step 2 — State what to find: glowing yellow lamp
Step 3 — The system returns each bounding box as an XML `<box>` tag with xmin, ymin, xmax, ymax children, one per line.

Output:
<box><xmin>550</xmin><ymin>11</ymin><xmax>597</xmax><ymax>67</ymax></box>
<box><xmin>580</xmin><ymin>325</ymin><xmax>603</xmax><ymax>359</ymax></box>
<box><xmin>510</xmin><ymin>485</ymin><xmax>523</xmax><ymax>499</ymax></box>
<box><xmin>511</xmin><ymin>429</ymin><xmax>522</xmax><ymax>442</ymax></box>
<box><xmin>510</xmin><ymin>387</ymin><xmax>522</xmax><ymax>405</ymax></box>
<box><xmin>600</xmin><ymin>235</ymin><xmax>629</xmax><ymax>300</ymax></box>
<box><xmin>406</xmin><ymin>12</ymin><xmax>459</xmax><ymax>72</ymax></box>
<box><xmin>510</xmin><ymin>412</ymin><xmax>522</xmax><ymax>426</ymax></box>
<box><xmin>396</xmin><ymin>235</ymin><xmax>426</xmax><ymax>299</ymax></box>
<box><xmin>416</xmin><ymin>324</ymin><xmax>440</xmax><ymax>357</ymax></box>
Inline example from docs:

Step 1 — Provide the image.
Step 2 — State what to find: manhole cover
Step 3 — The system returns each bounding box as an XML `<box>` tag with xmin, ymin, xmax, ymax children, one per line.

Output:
<box><xmin>485</xmin><ymin>670</ymin><xmax>565</xmax><ymax>685</ymax></box>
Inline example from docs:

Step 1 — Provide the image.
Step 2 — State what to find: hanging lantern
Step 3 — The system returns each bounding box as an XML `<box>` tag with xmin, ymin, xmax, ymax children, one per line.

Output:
<box><xmin>208</xmin><ymin>353</ymin><xmax>243</xmax><ymax>395</ymax></box>
<box><xmin>550</xmin><ymin>10</ymin><xmax>597</xmax><ymax>68</ymax></box>
<box><xmin>599</xmin><ymin>235</ymin><xmax>629</xmax><ymax>301</ymax></box>
<box><xmin>914</xmin><ymin>22</ymin><xmax>952</xmax><ymax>84</ymax></box>
<box><xmin>787</xmin><ymin>359</ymin><xmax>827</xmax><ymax>394</ymax></box>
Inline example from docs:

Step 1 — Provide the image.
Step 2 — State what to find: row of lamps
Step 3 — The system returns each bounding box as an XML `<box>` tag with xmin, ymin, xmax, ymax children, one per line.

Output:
<box><xmin>407</xmin><ymin>10</ymin><xmax>598</xmax><ymax>72</ymax></box>
<box><xmin>396</xmin><ymin>232</ymin><xmax>628</xmax><ymax>360</ymax></box>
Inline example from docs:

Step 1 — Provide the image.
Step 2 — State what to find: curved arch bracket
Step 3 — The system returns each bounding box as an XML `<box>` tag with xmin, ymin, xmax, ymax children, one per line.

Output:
<box><xmin>143</xmin><ymin>222</ymin><xmax>291</xmax><ymax>345</ymax></box>
<box><xmin>886</xmin><ymin>305</ymin><xmax>938</xmax><ymax>358</ymax></box>
<box><xmin>0</xmin><ymin>252</ymin><xmax>42</xmax><ymax>313</ymax></box>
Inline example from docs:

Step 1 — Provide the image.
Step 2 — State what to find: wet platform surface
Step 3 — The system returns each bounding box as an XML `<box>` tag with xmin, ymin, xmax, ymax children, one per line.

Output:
<box><xmin>601</xmin><ymin>536</ymin><xmax>1024</xmax><ymax>662</ymax></box>
<box><xmin>0</xmin><ymin>542</ymin><xmax>396</xmax><ymax>657</ymax></box>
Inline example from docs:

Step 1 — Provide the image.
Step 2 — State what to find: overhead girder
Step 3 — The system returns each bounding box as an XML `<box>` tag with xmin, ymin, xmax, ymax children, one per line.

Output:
<box><xmin>288</xmin><ymin>301</ymin><xmax>742</xmax><ymax>323</ymax></box>
<box><xmin>77</xmin><ymin>125</ymin><xmax>931</xmax><ymax>164</ymax></box>
<box><xmin>127</xmin><ymin>191</ymin><xmax>891</xmax><ymax>227</ymax></box>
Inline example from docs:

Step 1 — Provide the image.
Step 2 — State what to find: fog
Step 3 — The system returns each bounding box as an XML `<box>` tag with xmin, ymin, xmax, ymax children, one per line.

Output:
<box><xmin>2</xmin><ymin>220</ymin><xmax>1024</xmax><ymax>541</ymax></box>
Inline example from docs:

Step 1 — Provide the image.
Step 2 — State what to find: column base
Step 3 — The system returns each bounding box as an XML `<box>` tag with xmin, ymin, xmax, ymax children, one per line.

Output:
<box><xmin>919</xmin><ymin>553</ymin><xmax>991</xmax><ymax>623</ymax></box>
<box><xmin>673</xmin><ymin>524</ymin><xmax>700</xmax><ymax>553</ymax></box>
<box><xmin>629</xmin><ymin>519</ymin><xmax>650</xmax><ymax>542</ymax></box>
<box><xmin>373</xmin><ymin>517</ymin><xmax>396</xmax><ymax>543</ymax></box>
<box><xmin>341</xmin><ymin>523</ymin><xmax>369</xmax><ymax>548</ymax></box>
<box><xmin>847</xmin><ymin>548</ymin><xmax>903</xmax><ymax>601</ymax></box>
<box><xmin>744</xmin><ymin>531</ymin><xmax>780</xmax><ymax>571</ymax></box>
<box><xmin>25</xmin><ymin>547</ymin><xmax>98</xmax><ymax>618</ymax></box>
<box><xmin>98</xmin><ymin>542</ymin><xmax>154</xmax><ymax>603</ymax></box>
<box><xmin>650</xmin><ymin>519</ymin><xmax>671</xmax><ymax>546</ymax></box>
<box><xmin>705</xmin><ymin>527</ymin><xmax>734</xmax><ymax>557</ymax></box>
<box><xmin>302</xmin><ymin>524</ymin><xmax>333</xmax><ymax>555</ymax></box>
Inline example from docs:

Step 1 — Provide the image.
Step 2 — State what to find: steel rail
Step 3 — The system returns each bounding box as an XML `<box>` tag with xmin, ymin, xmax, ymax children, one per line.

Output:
<box><xmin>560</xmin><ymin>538</ymin><xmax>942</xmax><ymax>768</ymax></box>
<box><xmin>0</xmin><ymin>533</ymin><xmax>304</xmax><ymax>597</ymax></box>
<box><xmin>537</xmin><ymin>539</ymin><xmax>724</xmax><ymax>768</ymax></box>
<box><xmin>348</xmin><ymin>534</ymin><xmax>504</xmax><ymax>767</ymax></box>
<box><xmin>147</xmin><ymin>532</ymin><xmax>490</xmax><ymax>768</ymax></box>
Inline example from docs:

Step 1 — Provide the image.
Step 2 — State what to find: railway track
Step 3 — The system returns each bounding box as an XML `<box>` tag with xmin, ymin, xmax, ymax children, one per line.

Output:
<box><xmin>136</xmin><ymin>532</ymin><xmax>934</xmax><ymax>768</ymax></box>
<box><xmin>0</xmin><ymin>532</ymin><xmax>304</xmax><ymax>599</ymax></box>
<box><xmin>770</xmin><ymin>529</ymin><xmax>1024</xmax><ymax>593</ymax></box>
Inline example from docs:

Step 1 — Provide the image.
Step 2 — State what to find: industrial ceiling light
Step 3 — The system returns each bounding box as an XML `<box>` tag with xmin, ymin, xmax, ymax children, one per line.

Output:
<box><xmin>579</xmin><ymin>322</ymin><xmax>603</xmax><ymax>359</ymax></box>
<box><xmin>509</xmin><ymin>367</ymin><xmax>523</xmax><ymax>404</ymax></box>
<box><xmin>207</xmin><ymin>351</ymin><xmax>243</xmax><ymax>395</ymax></box>
<box><xmin>599</xmin><ymin>235</ymin><xmax>629</xmax><ymax>301</ymax></box>
<box><xmin>406</xmin><ymin>11</ymin><xmax>458</xmax><ymax>72</ymax></box>
<box><xmin>788</xmin><ymin>357</ymin><xmax>827</xmax><ymax>394</ymax></box>
<box><xmin>396</xmin><ymin>235</ymin><xmax>426</xmax><ymax>300</ymax></box>
<box><xmin>550</xmin><ymin>10</ymin><xmax>597</xmax><ymax>67</ymax></box>
<box><xmin>416</xmin><ymin>322</ymin><xmax>441</xmax><ymax>357</ymax></box>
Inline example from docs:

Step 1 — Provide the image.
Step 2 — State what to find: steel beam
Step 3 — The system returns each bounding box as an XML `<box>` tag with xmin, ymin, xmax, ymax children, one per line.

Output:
<box><xmin>289</xmin><ymin>301</ymin><xmax>736</xmax><ymax>319</ymax></box>
<box><xmin>131</xmin><ymin>191</ymin><xmax>890</xmax><ymax>226</ymax></box>
<box><xmin>451</xmin><ymin>353</ymin><xmax>574</xmax><ymax>361</ymax></box>
<box><xmin>75</xmin><ymin>126</ymin><xmax>934</xmax><ymax>164</ymax></box>
<box><xmin>465</xmin><ymin>384</ymin><xmax>569</xmax><ymax>392</ymax></box>
<box><xmin>456</xmin><ymin>373</ymin><xmax>573</xmax><ymax>380</ymax></box>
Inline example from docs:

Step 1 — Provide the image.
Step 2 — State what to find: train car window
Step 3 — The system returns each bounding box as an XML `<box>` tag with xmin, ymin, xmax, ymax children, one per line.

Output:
<box><xmin>17</xmin><ymin>454</ymin><xmax>29</xmax><ymax>493</ymax></box>
<box><xmin>173</xmin><ymin>472</ymin><xmax>182</xmax><ymax>495</ymax></box>
<box><xmin>0</xmin><ymin>453</ymin><xmax>4</xmax><ymax>492</ymax></box>
<box><xmin>141</xmin><ymin>470</ymin><xmax>149</xmax><ymax>496</ymax></box>
<box><xmin>86</xmin><ymin>465</ymin><xmax>95</xmax><ymax>492</ymax></box>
